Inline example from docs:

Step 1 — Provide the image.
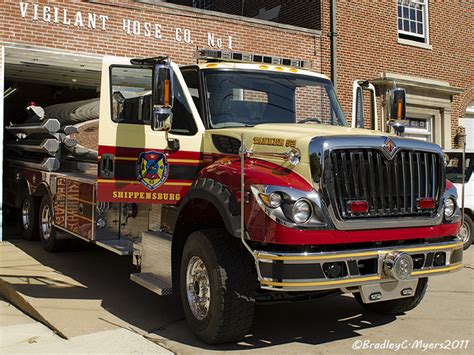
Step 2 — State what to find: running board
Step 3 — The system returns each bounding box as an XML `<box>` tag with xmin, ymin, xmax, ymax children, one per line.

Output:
<box><xmin>95</xmin><ymin>239</ymin><xmax>133</xmax><ymax>255</ymax></box>
<box><xmin>130</xmin><ymin>273</ymin><xmax>173</xmax><ymax>296</ymax></box>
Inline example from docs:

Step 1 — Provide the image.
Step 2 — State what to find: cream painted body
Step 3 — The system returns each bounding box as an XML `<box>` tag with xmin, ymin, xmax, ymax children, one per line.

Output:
<box><xmin>99</xmin><ymin>56</ymin><xmax>392</xmax><ymax>187</ymax></box>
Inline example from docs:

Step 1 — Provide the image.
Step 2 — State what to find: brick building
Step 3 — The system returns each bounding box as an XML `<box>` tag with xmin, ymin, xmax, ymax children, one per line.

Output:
<box><xmin>0</xmin><ymin>1</ymin><xmax>472</xmax><ymax>233</ymax></box>
<box><xmin>169</xmin><ymin>0</ymin><xmax>473</xmax><ymax>149</ymax></box>
<box><xmin>0</xmin><ymin>0</ymin><xmax>323</xmax><ymax>235</ymax></box>
<box><xmin>322</xmin><ymin>0</ymin><xmax>474</xmax><ymax>149</ymax></box>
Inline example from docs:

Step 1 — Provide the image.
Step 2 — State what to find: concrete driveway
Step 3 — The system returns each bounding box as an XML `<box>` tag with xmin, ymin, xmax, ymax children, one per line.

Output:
<box><xmin>0</xmin><ymin>237</ymin><xmax>472</xmax><ymax>354</ymax></box>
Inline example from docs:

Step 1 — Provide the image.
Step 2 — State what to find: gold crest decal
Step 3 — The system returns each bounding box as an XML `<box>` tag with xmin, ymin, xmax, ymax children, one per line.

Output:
<box><xmin>136</xmin><ymin>151</ymin><xmax>169</xmax><ymax>190</ymax></box>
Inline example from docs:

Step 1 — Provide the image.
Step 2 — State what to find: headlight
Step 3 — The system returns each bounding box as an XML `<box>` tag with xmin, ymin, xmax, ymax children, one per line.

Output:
<box><xmin>259</xmin><ymin>192</ymin><xmax>282</xmax><ymax>208</ymax></box>
<box><xmin>444</xmin><ymin>197</ymin><xmax>455</xmax><ymax>217</ymax></box>
<box><xmin>292</xmin><ymin>199</ymin><xmax>312</xmax><ymax>223</ymax></box>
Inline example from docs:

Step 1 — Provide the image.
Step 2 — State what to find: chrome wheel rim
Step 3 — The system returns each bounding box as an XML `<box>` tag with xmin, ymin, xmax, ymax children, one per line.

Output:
<box><xmin>41</xmin><ymin>204</ymin><xmax>52</xmax><ymax>241</ymax></box>
<box><xmin>21</xmin><ymin>199</ymin><xmax>30</xmax><ymax>231</ymax></box>
<box><xmin>186</xmin><ymin>256</ymin><xmax>210</xmax><ymax>320</ymax></box>
<box><xmin>459</xmin><ymin>221</ymin><xmax>471</xmax><ymax>244</ymax></box>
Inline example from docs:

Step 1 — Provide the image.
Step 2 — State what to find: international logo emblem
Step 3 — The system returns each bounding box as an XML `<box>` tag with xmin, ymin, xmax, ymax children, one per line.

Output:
<box><xmin>136</xmin><ymin>151</ymin><xmax>169</xmax><ymax>190</ymax></box>
<box><xmin>382</xmin><ymin>137</ymin><xmax>397</xmax><ymax>158</ymax></box>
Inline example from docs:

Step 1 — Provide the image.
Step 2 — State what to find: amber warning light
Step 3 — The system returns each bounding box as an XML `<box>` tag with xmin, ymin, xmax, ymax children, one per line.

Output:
<box><xmin>164</xmin><ymin>79</ymin><xmax>170</xmax><ymax>108</ymax></box>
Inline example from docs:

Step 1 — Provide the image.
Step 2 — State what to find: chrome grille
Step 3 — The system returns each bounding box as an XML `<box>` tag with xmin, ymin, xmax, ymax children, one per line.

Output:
<box><xmin>329</xmin><ymin>149</ymin><xmax>443</xmax><ymax>218</ymax></box>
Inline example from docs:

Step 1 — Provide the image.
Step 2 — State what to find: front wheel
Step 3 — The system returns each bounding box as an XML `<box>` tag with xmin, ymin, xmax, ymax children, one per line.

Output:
<box><xmin>180</xmin><ymin>229</ymin><xmax>257</xmax><ymax>344</ymax></box>
<box><xmin>354</xmin><ymin>278</ymin><xmax>428</xmax><ymax>315</ymax></box>
<box><xmin>459</xmin><ymin>214</ymin><xmax>473</xmax><ymax>250</ymax></box>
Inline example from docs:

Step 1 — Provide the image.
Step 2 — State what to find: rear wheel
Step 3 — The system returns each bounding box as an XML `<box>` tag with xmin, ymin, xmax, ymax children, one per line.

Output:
<box><xmin>180</xmin><ymin>229</ymin><xmax>257</xmax><ymax>344</ymax></box>
<box><xmin>354</xmin><ymin>278</ymin><xmax>428</xmax><ymax>314</ymax></box>
<box><xmin>39</xmin><ymin>194</ymin><xmax>66</xmax><ymax>252</ymax></box>
<box><xmin>459</xmin><ymin>214</ymin><xmax>473</xmax><ymax>250</ymax></box>
<box><xmin>19</xmin><ymin>191</ymin><xmax>39</xmax><ymax>240</ymax></box>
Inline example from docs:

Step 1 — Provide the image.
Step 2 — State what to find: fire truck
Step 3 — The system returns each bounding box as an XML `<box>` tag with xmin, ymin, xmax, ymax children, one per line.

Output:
<box><xmin>4</xmin><ymin>50</ymin><xmax>463</xmax><ymax>344</ymax></box>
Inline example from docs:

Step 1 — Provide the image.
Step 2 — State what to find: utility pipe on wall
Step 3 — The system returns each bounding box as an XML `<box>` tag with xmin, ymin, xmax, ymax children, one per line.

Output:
<box><xmin>329</xmin><ymin>0</ymin><xmax>337</xmax><ymax>91</ymax></box>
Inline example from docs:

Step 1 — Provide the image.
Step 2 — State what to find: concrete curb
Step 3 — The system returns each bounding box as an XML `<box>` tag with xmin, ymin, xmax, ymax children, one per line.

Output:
<box><xmin>0</xmin><ymin>277</ymin><xmax>68</xmax><ymax>339</ymax></box>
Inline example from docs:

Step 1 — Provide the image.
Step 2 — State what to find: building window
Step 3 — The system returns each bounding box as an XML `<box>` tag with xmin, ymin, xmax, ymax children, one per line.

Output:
<box><xmin>192</xmin><ymin>0</ymin><xmax>215</xmax><ymax>10</ymax></box>
<box><xmin>397</xmin><ymin>0</ymin><xmax>429</xmax><ymax>43</ymax></box>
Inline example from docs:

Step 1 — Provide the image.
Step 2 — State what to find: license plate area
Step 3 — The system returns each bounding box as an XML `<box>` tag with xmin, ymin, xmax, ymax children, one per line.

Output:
<box><xmin>359</xmin><ymin>279</ymin><xmax>419</xmax><ymax>303</ymax></box>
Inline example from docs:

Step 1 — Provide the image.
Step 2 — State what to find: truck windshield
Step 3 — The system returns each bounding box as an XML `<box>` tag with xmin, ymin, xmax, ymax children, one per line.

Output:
<box><xmin>203</xmin><ymin>70</ymin><xmax>346</xmax><ymax>128</ymax></box>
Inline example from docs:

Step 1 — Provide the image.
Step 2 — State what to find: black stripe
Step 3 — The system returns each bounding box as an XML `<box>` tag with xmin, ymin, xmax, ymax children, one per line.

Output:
<box><xmin>114</xmin><ymin>162</ymin><xmax>201</xmax><ymax>181</ymax></box>
<box><xmin>450</xmin><ymin>249</ymin><xmax>463</xmax><ymax>264</ymax></box>
<box><xmin>424</xmin><ymin>252</ymin><xmax>434</xmax><ymax>267</ymax></box>
<box><xmin>259</xmin><ymin>261</ymin><xmax>325</xmax><ymax>280</ymax></box>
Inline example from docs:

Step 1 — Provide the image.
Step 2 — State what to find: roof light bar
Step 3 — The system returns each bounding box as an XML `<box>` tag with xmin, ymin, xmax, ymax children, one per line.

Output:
<box><xmin>196</xmin><ymin>49</ymin><xmax>311</xmax><ymax>69</ymax></box>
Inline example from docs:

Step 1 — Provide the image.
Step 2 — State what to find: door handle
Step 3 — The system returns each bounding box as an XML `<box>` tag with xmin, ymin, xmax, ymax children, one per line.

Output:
<box><xmin>99</xmin><ymin>154</ymin><xmax>115</xmax><ymax>179</ymax></box>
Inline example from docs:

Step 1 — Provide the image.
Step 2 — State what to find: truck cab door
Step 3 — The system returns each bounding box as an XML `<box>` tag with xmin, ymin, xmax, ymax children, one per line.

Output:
<box><xmin>97</xmin><ymin>56</ymin><xmax>204</xmax><ymax>205</ymax></box>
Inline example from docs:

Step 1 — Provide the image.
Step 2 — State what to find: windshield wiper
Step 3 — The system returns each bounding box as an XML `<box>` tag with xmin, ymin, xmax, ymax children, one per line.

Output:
<box><xmin>298</xmin><ymin>118</ymin><xmax>322</xmax><ymax>124</ymax></box>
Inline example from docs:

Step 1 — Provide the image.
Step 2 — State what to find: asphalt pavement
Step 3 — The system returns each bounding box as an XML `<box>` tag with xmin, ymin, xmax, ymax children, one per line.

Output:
<box><xmin>0</xmin><ymin>236</ymin><xmax>472</xmax><ymax>354</ymax></box>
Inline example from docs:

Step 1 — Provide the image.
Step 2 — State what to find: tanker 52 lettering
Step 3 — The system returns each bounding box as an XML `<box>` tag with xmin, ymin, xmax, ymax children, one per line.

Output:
<box><xmin>112</xmin><ymin>191</ymin><xmax>181</xmax><ymax>201</ymax></box>
<box><xmin>253</xmin><ymin>137</ymin><xmax>297</xmax><ymax>148</ymax></box>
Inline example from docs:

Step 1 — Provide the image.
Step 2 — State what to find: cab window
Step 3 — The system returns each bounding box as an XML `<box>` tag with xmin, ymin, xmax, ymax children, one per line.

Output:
<box><xmin>110</xmin><ymin>65</ymin><xmax>197</xmax><ymax>135</ymax></box>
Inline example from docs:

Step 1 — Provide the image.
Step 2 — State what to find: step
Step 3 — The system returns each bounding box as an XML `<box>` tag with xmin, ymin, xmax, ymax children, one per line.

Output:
<box><xmin>130</xmin><ymin>272</ymin><xmax>173</xmax><ymax>296</ymax></box>
<box><xmin>95</xmin><ymin>239</ymin><xmax>133</xmax><ymax>256</ymax></box>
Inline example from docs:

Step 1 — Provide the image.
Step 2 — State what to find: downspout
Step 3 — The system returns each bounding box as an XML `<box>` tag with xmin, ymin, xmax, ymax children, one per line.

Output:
<box><xmin>329</xmin><ymin>0</ymin><xmax>337</xmax><ymax>91</ymax></box>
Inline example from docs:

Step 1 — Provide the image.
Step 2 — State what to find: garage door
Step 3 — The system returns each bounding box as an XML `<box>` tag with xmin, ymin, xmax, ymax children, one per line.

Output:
<box><xmin>1</xmin><ymin>45</ymin><xmax>102</xmax><ymax>240</ymax></box>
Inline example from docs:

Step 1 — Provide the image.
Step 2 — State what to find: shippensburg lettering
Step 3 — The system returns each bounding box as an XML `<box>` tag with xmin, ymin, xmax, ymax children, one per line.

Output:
<box><xmin>112</xmin><ymin>191</ymin><xmax>181</xmax><ymax>201</ymax></box>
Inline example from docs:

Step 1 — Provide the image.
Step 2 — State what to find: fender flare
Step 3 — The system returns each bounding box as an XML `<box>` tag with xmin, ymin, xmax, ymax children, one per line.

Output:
<box><xmin>15</xmin><ymin>179</ymin><xmax>32</xmax><ymax>208</ymax></box>
<box><xmin>179</xmin><ymin>178</ymin><xmax>241</xmax><ymax>238</ymax></box>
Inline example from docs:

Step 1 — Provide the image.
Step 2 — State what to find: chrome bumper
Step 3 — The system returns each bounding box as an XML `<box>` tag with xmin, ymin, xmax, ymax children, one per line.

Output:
<box><xmin>255</xmin><ymin>239</ymin><xmax>463</xmax><ymax>291</ymax></box>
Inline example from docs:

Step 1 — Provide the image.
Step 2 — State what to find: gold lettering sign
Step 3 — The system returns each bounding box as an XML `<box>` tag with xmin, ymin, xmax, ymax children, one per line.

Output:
<box><xmin>112</xmin><ymin>191</ymin><xmax>181</xmax><ymax>201</ymax></box>
<box><xmin>253</xmin><ymin>137</ymin><xmax>297</xmax><ymax>148</ymax></box>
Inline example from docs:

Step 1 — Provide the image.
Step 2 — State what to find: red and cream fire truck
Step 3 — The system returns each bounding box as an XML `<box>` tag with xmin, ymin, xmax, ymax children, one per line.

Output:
<box><xmin>4</xmin><ymin>50</ymin><xmax>463</xmax><ymax>344</ymax></box>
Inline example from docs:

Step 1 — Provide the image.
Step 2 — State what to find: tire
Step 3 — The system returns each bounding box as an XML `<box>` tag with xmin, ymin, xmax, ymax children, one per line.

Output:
<box><xmin>354</xmin><ymin>278</ymin><xmax>428</xmax><ymax>315</ymax></box>
<box><xmin>39</xmin><ymin>194</ymin><xmax>66</xmax><ymax>252</ymax></box>
<box><xmin>19</xmin><ymin>191</ymin><xmax>39</xmax><ymax>241</ymax></box>
<box><xmin>459</xmin><ymin>214</ymin><xmax>473</xmax><ymax>250</ymax></box>
<box><xmin>180</xmin><ymin>229</ymin><xmax>257</xmax><ymax>344</ymax></box>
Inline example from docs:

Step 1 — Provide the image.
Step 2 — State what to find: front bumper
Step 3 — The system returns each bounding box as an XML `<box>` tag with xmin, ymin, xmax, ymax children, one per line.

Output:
<box><xmin>255</xmin><ymin>239</ymin><xmax>463</xmax><ymax>291</ymax></box>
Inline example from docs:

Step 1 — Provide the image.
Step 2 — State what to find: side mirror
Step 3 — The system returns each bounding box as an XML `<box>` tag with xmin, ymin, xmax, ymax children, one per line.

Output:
<box><xmin>151</xmin><ymin>62</ymin><xmax>174</xmax><ymax>131</ymax></box>
<box><xmin>390</xmin><ymin>88</ymin><xmax>406</xmax><ymax>122</ymax></box>
<box><xmin>389</xmin><ymin>88</ymin><xmax>406</xmax><ymax>136</ymax></box>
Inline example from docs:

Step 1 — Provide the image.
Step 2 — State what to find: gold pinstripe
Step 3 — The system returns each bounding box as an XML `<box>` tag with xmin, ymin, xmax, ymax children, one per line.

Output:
<box><xmin>260</xmin><ymin>264</ymin><xmax>463</xmax><ymax>288</ymax></box>
<box><xmin>98</xmin><ymin>156</ymin><xmax>203</xmax><ymax>164</ymax></box>
<box><xmin>97</xmin><ymin>179</ymin><xmax>193</xmax><ymax>186</ymax></box>
<box><xmin>260</xmin><ymin>275</ymin><xmax>382</xmax><ymax>288</ymax></box>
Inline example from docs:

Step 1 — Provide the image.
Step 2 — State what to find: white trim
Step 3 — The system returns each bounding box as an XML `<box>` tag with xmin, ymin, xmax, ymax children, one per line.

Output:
<box><xmin>0</xmin><ymin>45</ymin><xmax>4</xmax><ymax>241</ymax></box>
<box><xmin>397</xmin><ymin>38</ymin><xmax>433</xmax><ymax>50</ymax></box>
<box><xmin>2</xmin><ymin>42</ymin><xmax>103</xmax><ymax>60</ymax></box>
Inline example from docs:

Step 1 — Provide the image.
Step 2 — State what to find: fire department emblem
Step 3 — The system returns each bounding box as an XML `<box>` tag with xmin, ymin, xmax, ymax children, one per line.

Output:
<box><xmin>136</xmin><ymin>151</ymin><xmax>169</xmax><ymax>190</ymax></box>
<box><xmin>382</xmin><ymin>137</ymin><xmax>397</xmax><ymax>158</ymax></box>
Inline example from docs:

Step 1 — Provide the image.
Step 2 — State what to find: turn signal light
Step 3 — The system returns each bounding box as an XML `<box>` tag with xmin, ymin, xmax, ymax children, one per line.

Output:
<box><xmin>348</xmin><ymin>200</ymin><xmax>368</xmax><ymax>213</ymax></box>
<box><xmin>418</xmin><ymin>197</ymin><xmax>435</xmax><ymax>209</ymax></box>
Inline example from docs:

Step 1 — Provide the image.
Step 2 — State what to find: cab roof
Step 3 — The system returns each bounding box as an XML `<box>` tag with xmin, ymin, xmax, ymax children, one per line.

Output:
<box><xmin>189</xmin><ymin>62</ymin><xmax>331</xmax><ymax>81</ymax></box>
